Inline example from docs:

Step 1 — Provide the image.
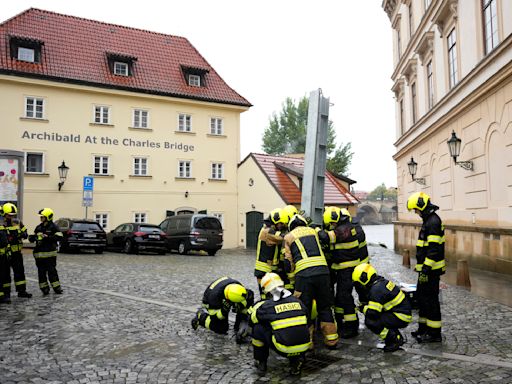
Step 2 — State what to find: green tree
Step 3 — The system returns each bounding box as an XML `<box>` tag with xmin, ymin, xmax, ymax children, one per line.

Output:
<box><xmin>368</xmin><ymin>183</ymin><xmax>397</xmax><ymax>201</ymax></box>
<box><xmin>262</xmin><ymin>96</ymin><xmax>352</xmax><ymax>175</ymax></box>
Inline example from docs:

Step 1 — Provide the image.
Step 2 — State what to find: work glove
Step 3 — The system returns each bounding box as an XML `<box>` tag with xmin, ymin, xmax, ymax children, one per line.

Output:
<box><xmin>221</xmin><ymin>300</ymin><xmax>231</xmax><ymax>314</ymax></box>
<box><xmin>235</xmin><ymin>319</ymin><xmax>250</xmax><ymax>344</ymax></box>
<box><xmin>418</xmin><ymin>273</ymin><xmax>429</xmax><ymax>284</ymax></box>
<box><xmin>28</xmin><ymin>234</ymin><xmax>37</xmax><ymax>243</ymax></box>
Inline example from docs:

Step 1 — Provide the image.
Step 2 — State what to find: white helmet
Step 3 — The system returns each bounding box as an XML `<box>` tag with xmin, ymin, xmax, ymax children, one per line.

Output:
<box><xmin>260</xmin><ymin>272</ymin><xmax>284</xmax><ymax>294</ymax></box>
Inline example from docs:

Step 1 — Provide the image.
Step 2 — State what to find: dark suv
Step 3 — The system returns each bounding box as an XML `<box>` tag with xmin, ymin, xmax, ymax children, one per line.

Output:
<box><xmin>159</xmin><ymin>214</ymin><xmax>223</xmax><ymax>256</ymax></box>
<box><xmin>54</xmin><ymin>218</ymin><xmax>107</xmax><ymax>254</ymax></box>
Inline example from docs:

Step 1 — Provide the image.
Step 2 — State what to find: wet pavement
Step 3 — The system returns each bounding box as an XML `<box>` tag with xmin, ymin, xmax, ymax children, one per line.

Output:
<box><xmin>0</xmin><ymin>246</ymin><xmax>511</xmax><ymax>383</ymax></box>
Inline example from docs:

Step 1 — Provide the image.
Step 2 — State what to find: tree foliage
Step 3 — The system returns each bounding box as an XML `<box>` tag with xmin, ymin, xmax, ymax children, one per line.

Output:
<box><xmin>262</xmin><ymin>96</ymin><xmax>353</xmax><ymax>175</ymax></box>
<box><xmin>367</xmin><ymin>183</ymin><xmax>397</xmax><ymax>201</ymax></box>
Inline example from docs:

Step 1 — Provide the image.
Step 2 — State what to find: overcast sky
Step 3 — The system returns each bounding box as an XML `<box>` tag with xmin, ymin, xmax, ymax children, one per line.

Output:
<box><xmin>2</xmin><ymin>0</ymin><xmax>397</xmax><ymax>192</ymax></box>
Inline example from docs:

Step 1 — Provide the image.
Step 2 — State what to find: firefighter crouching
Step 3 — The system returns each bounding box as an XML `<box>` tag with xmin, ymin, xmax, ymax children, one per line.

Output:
<box><xmin>191</xmin><ymin>276</ymin><xmax>254</xmax><ymax>343</ymax></box>
<box><xmin>318</xmin><ymin>207</ymin><xmax>361</xmax><ymax>339</ymax></box>
<box><xmin>2</xmin><ymin>203</ymin><xmax>32</xmax><ymax>298</ymax></box>
<box><xmin>254</xmin><ymin>209</ymin><xmax>286</xmax><ymax>299</ymax></box>
<box><xmin>284</xmin><ymin>214</ymin><xmax>338</xmax><ymax>349</ymax></box>
<box><xmin>29</xmin><ymin>208</ymin><xmax>63</xmax><ymax>295</ymax></box>
<box><xmin>249</xmin><ymin>272</ymin><xmax>310</xmax><ymax>376</ymax></box>
<box><xmin>0</xmin><ymin>222</ymin><xmax>10</xmax><ymax>303</ymax></box>
<box><xmin>352</xmin><ymin>263</ymin><xmax>412</xmax><ymax>352</ymax></box>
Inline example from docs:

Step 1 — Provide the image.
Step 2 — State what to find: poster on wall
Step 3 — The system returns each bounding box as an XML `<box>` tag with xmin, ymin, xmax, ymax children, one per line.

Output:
<box><xmin>0</xmin><ymin>158</ymin><xmax>19</xmax><ymax>204</ymax></box>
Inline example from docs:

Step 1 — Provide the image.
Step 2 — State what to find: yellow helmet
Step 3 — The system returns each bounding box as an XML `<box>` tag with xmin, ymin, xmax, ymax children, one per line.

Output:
<box><xmin>352</xmin><ymin>263</ymin><xmax>377</xmax><ymax>286</ymax></box>
<box><xmin>2</xmin><ymin>203</ymin><xmax>17</xmax><ymax>216</ymax></box>
<box><xmin>260</xmin><ymin>272</ymin><xmax>284</xmax><ymax>294</ymax></box>
<box><xmin>323</xmin><ymin>206</ymin><xmax>341</xmax><ymax>226</ymax></box>
<box><xmin>224</xmin><ymin>283</ymin><xmax>248</xmax><ymax>303</ymax></box>
<box><xmin>407</xmin><ymin>192</ymin><xmax>430</xmax><ymax>211</ymax></box>
<box><xmin>288</xmin><ymin>214</ymin><xmax>308</xmax><ymax>231</ymax></box>
<box><xmin>283</xmin><ymin>205</ymin><xmax>299</xmax><ymax>221</ymax></box>
<box><xmin>270</xmin><ymin>208</ymin><xmax>289</xmax><ymax>225</ymax></box>
<box><xmin>38</xmin><ymin>208</ymin><xmax>54</xmax><ymax>221</ymax></box>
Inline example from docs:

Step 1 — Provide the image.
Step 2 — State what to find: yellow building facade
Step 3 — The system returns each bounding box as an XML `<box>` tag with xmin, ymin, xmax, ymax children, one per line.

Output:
<box><xmin>0</xmin><ymin>9</ymin><xmax>250</xmax><ymax>248</ymax></box>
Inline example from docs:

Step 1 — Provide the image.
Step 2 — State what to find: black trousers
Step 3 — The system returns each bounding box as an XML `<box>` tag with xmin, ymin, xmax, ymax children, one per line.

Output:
<box><xmin>416</xmin><ymin>274</ymin><xmax>441</xmax><ymax>335</ymax></box>
<box><xmin>334</xmin><ymin>268</ymin><xmax>358</xmax><ymax>332</ymax></box>
<box><xmin>294</xmin><ymin>273</ymin><xmax>334</xmax><ymax>324</ymax></box>
<box><xmin>365</xmin><ymin>312</ymin><xmax>409</xmax><ymax>337</ymax></box>
<box><xmin>0</xmin><ymin>254</ymin><xmax>10</xmax><ymax>297</ymax></box>
<box><xmin>197</xmin><ymin>309</ymin><xmax>229</xmax><ymax>334</ymax></box>
<box><xmin>252</xmin><ymin>323</ymin><xmax>306</xmax><ymax>362</ymax></box>
<box><xmin>35</xmin><ymin>257</ymin><xmax>61</xmax><ymax>292</ymax></box>
<box><xmin>5</xmin><ymin>252</ymin><xmax>28</xmax><ymax>293</ymax></box>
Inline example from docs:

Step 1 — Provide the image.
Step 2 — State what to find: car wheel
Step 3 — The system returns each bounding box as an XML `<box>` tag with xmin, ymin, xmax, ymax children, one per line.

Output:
<box><xmin>124</xmin><ymin>240</ymin><xmax>134</xmax><ymax>254</ymax></box>
<box><xmin>94</xmin><ymin>248</ymin><xmax>104</xmax><ymax>254</ymax></box>
<box><xmin>207</xmin><ymin>250</ymin><xmax>217</xmax><ymax>256</ymax></box>
<box><xmin>178</xmin><ymin>241</ymin><xmax>188</xmax><ymax>255</ymax></box>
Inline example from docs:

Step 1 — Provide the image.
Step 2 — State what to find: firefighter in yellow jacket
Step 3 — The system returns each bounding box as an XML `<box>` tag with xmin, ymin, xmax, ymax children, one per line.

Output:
<box><xmin>2</xmin><ymin>203</ymin><xmax>32</xmax><ymax>298</ymax></box>
<box><xmin>284</xmin><ymin>214</ymin><xmax>338</xmax><ymax>349</ymax></box>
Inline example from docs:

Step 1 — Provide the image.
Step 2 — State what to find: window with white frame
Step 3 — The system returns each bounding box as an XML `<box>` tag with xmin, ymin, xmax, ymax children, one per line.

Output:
<box><xmin>447</xmin><ymin>28</ymin><xmax>458</xmax><ymax>89</ymax></box>
<box><xmin>25</xmin><ymin>152</ymin><xmax>44</xmax><ymax>173</ymax></box>
<box><xmin>212</xmin><ymin>212</ymin><xmax>224</xmax><ymax>227</ymax></box>
<box><xmin>114</xmin><ymin>61</ymin><xmax>129</xmax><ymax>76</ymax></box>
<box><xmin>188</xmin><ymin>74</ymin><xmax>201</xmax><ymax>87</ymax></box>
<box><xmin>179</xmin><ymin>160</ymin><xmax>192</xmax><ymax>178</ymax></box>
<box><xmin>411</xmin><ymin>82</ymin><xmax>417</xmax><ymax>124</ymax></box>
<box><xmin>483</xmin><ymin>0</ymin><xmax>499</xmax><ymax>55</ymax></box>
<box><xmin>18</xmin><ymin>47</ymin><xmax>35</xmax><ymax>62</ymax></box>
<box><xmin>94</xmin><ymin>105</ymin><xmax>110</xmax><ymax>124</ymax></box>
<box><xmin>426</xmin><ymin>60</ymin><xmax>434</xmax><ymax>109</ymax></box>
<box><xmin>133</xmin><ymin>157</ymin><xmax>148</xmax><ymax>176</ymax></box>
<box><xmin>210</xmin><ymin>118</ymin><xmax>223</xmax><ymax>135</ymax></box>
<box><xmin>211</xmin><ymin>163</ymin><xmax>224</xmax><ymax>179</ymax></box>
<box><xmin>25</xmin><ymin>97</ymin><xmax>44</xmax><ymax>119</ymax></box>
<box><xmin>95</xmin><ymin>213</ymin><xmax>109</xmax><ymax>229</ymax></box>
<box><xmin>178</xmin><ymin>114</ymin><xmax>192</xmax><ymax>132</ymax></box>
<box><xmin>133</xmin><ymin>109</ymin><xmax>148</xmax><ymax>128</ymax></box>
<box><xmin>93</xmin><ymin>155</ymin><xmax>110</xmax><ymax>175</ymax></box>
<box><xmin>134</xmin><ymin>212</ymin><xmax>147</xmax><ymax>223</ymax></box>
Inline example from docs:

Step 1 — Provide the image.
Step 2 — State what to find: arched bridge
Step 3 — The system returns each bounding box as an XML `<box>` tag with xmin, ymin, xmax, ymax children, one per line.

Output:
<box><xmin>355</xmin><ymin>200</ymin><xmax>397</xmax><ymax>225</ymax></box>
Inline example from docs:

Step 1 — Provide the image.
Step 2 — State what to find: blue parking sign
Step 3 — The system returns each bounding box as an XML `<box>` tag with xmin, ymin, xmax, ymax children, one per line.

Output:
<box><xmin>83</xmin><ymin>176</ymin><xmax>94</xmax><ymax>191</ymax></box>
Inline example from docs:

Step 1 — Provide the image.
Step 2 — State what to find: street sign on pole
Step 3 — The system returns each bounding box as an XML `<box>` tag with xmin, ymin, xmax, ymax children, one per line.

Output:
<box><xmin>82</xmin><ymin>176</ymin><xmax>94</xmax><ymax>213</ymax></box>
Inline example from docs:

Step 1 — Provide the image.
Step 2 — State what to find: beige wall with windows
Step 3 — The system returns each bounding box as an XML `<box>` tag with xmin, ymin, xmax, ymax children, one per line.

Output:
<box><xmin>1</xmin><ymin>75</ymin><xmax>247</xmax><ymax>248</ymax></box>
<box><xmin>383</xmin><ymin>0</ymin><xmax>512</xmax><ymax>274</ymax></box>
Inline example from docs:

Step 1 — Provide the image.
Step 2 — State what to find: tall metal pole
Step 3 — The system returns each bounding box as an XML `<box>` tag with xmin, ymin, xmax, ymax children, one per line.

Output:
<box><xmin>301</xmin><ymin>89</ymin><xmax>329</xmax><ymax>225</ymax></box>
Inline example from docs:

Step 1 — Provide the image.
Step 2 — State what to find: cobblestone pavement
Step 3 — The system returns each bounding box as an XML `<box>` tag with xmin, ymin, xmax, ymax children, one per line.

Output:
<box><xmin>1</xmin><ymin>246</ymin><xmax>511</xmax><ymax>383</ymax></box>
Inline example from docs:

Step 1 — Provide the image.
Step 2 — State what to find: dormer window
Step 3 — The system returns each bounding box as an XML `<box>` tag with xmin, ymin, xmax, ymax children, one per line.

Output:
<box><xmin>188</xmin><ymin>74</ymin><xmax>201</xmax><ymax>87</ymax></box>
<box><xmin>181</xmin><ymin>65</ymin><xmax>209</xmax><ymax>88</ymax></box>
<box><xmin>114</xmin><ymin>61</ymin><xmax>129</xmax><ymax>76</ymax></box>
<box><xmin>9</xmin><ymin>35</ymin><xmax>44</xmax><ymax>63</ymax></box>
<box><xmin>106</xmin><ymin>52</ymin><xmax>137</xmax><ymax>77</ymax></box>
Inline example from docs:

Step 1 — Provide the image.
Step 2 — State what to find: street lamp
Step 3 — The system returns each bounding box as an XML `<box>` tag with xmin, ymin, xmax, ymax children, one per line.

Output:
<box><xmin>58</xmin><ymin>161</ymin><xmax>69</xmax><ymax>191</ymax></box>
<box><xmin>447</xmin><ymin>130</ymin><xmax>473</xmax><ymax>170</ymax></box>
<box><xmin>407</xmin><ymin>157</ymin><xmax>426</xmax><ymax>185</ymax></box>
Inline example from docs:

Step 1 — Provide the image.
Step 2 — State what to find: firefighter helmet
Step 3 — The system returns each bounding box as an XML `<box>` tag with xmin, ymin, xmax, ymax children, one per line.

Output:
<box><xmin>283</xmin><ymin>205</ymin><xmax>299</xmax><ymax>221</ymax></box>
<box><xmin>288</xmin><ymin>214</ymin><xmax>308</xmax><ymax>231</ymax></box>
<box><xmin>260</xmin><ymin>272</ymin><xmax>284</xmax><ymax>294</ymax></box>
<box><xmin>352</xmin><ymin>263</ymin><xmax>377</xmax><ymax>286</ymax></box>
<box><xmin>270</xmin><ymin>208</ymin><xmax>289</xmax><ymax>225</ymax></box>
<box><xmin>224</xmin><ymin>283</ymin><xmax>248</xmax><ymax>303</ymax></box>
<box><xmin>323</xmin><ymin>206</ymin><xmax>341</xmax><ymax>226</ymax></box>
<box><xmin>38</xmin><ymin>208</ymin><xmax>54</xmax><ymax>221</ymax></box>
<box><xmin>407</xmin><ymin>192</ymin><xmax>430</xmax><ymax>212</ymax></box>
<box><xmin>2</xmin><ymin>203</ymin><xmax>17</xmax><ymax>216</ymax></box>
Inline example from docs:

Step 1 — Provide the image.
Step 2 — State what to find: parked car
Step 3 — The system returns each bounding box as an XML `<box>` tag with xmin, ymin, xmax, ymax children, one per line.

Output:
<box><xmin>107</xmin><ymin>223</ymin><xmax>167</xmax><ymax>255</ymax></box>
<box><xmin>159</xmin><ymin>214</ymin><xmax>223</xmax><ymax>256</ymax></box>
<box><xmin>54</xmin><ymin>218</ymin><xmax>107</xmax><ymax>254</ymax></box>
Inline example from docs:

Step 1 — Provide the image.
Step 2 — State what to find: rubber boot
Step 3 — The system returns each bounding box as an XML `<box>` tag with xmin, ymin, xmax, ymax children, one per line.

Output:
<box><xmin>54</xmin><ymin>288</ymin><xmax>63</xmax><ymax>294</ymax></box>
<box><xmin>289</xmin><ymin>355</ymin><xmax>305</xmax><ymax>376</ymax></box>
<box><xmin>255</xmin><ymin>360</ymin><xmax>267</xmax><ymax>373</ymax></box>
<box><xmin>417</xmin><ymin>331</ymin><xmax>441</xmax><ymax>343</ymax></box>
<box><xmin>383</xmin><ymin>329</ymin><xmax>405</xmax><ymax>352</ymax></box>
<box><xmin>18</xmin><ymin>291</ymin><xmax>32</xmax><ymax>298</ymax></box>
<box><xmin>411</xmin><ymin>323</ymin><xmax>427</xmax><ymax>339</ymax></box>
<box><xmin>41</xmin><ymin>288</ymin><xmax>50</xmax><ymax>296</ymax></box>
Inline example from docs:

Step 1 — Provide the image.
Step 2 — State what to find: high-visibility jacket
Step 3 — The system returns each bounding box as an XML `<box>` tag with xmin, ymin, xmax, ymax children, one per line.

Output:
<box><xmin>353</xmin><ymin>221</ymin><xmax>369</xmax><ymax>264</ymax></box>
<box><xmin>363</xmin><ymin>276</ymin><xmax>412</xmax><ymax>324</ymax></box>
<box><xmin>254</xmin><ymin>226</ymin><xmax>283</xmax><ymax>278</ymax></box>
<box><xmin>33</xmin><ymin>221</ymin><xmax>63</xmax><ymax>259</ymax></box>
<box><xmin>202</xmin><ymin>277</ymin><xmax>250</xmax><ymax>320</ymax></box>
<box><xmin>284</xmin><ymin>226</ymin><xmax>328</xmax><ymax>277</ymax></box>
<box><xmin>320</xmin><ymin>222</ymin><xmax>361</xmax><ymax>270</ymax></box>
<box><xmin>5</xmin><ymin>219</ymin><xmax>27</xmax><ymax>253</ymax></box>
<box><xmin>415</xmin><ymin>209</ymin><xmax>445</xmax><ymax>275</ymax></box>
<box><xmin>250</xmin><ymin>294</ymin><xmax>311</xmax><ymax>354</ymax></box>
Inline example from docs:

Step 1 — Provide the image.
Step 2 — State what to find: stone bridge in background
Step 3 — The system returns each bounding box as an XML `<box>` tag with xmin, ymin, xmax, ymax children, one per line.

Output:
<box><xmin>355</xmin><ymin>200</ymin><xmax>397</xmax><ymax>225</ymax></box>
